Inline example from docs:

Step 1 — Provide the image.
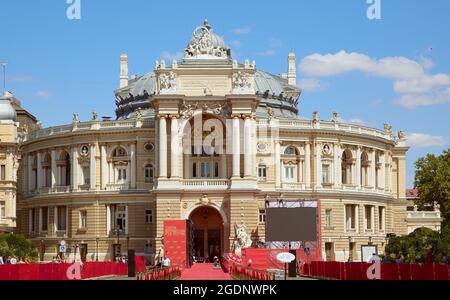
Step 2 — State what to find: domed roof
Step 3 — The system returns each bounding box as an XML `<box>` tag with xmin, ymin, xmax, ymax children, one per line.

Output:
<box><xmin>0</xmin><ymin>93</ymin><xmax>17</xmax><ymax>122</ymax></box>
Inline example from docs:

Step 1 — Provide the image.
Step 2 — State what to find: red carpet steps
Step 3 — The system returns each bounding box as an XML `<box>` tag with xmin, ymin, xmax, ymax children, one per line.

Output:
<box><xmin>179</xmin><ymin>264</ymin><xmax>232</xmax><ymax>280</ymax></box>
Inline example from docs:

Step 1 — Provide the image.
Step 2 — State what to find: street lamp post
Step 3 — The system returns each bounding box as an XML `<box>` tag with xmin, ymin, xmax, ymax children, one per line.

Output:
<box><xmin>348</xmin><ymin>236</ymin><xmax>352</xmax><ymax>262</ymax></box>
<box><xmin>96</xmin><ymin>237</ymin><xmax>99</xmax><ymax>262</ymax></box>
<box><xmin>40</xmin><ymin>239</ymin><xmax>44</xmax><ymax>262</ymax></box>
<box><xmin>74</xmin><ymin>242</ymin><xmax>79</xmax><ymax>263</ymax></box>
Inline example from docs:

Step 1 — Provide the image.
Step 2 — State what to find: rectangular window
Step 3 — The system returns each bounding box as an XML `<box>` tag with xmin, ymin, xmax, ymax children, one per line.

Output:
<box><xmin>192</xmin><ymin>163</ymin><xmax>197</xmax><ymax>178</ymax></box>
<box><xmin>117</xmin><ymin>168</ymin><xmax>127</xmax><ymax>182</ymax></box>
<box><xmin>30</xmin><ymin>208</ymin><xmax>36</xmax><ymax>232</ymax></box>
<box><xmin>41</xmin><ymin>207</ymin><xmax>48</xmax><ymax>231</ymax></box>
<box><xmin>79</xmin><ymin>210</ymin><xmax>87</xmax><ymax>229</ymax></box>
<box><xmin>144</xmin><ymin>243</ymin><xmax>152</xmax><ymax>254</ymax></box>
<box><xmin>145</xmin><ymin>166</ymin><xmax>154</xmax><ymax>183</ymax></box>
<box><xmin>258</xmin><ymin>165</ymin><xmax>267</xmax><ymax>181</ymax></box>
<box><xmin>325</xmin><ymin>209</ymin><xmax>332</xmax><ymax>227</ymax></box>
<box><xmin>0</xmin><ymin>201</ymin><xmax>5</xmax><ymax>219</ymax></box>
<box><xmin>82</xmin><ymin>167</ymin><xmax>90</xmax><ymax>185</ymax></box>
<box><xmin>1</xmin><ymin>165</ymin><xmax>6</xmax><ymax>181</ymax></box>
<box><xmin>145</xmin><ymin>210</ymin><xmax>153</xmax><ymax>224</ymax></box>
<box><xmin>365</xmin><ymin>206</ymin><xmax>373</xmax><ymax>230</ymax></box>
<box><xmin>346</xmin><ymin>205</ymin><xmax>356</xmax><ymax>230</ymax></box>
<box><xmin>259</xmin><ymin>209</ymin><xmax>266</xmax><ymax>224</ymax></box>
<box><xmin>57</xmin><ymin>206</ymin><xmax>67</xmax><ymax>231</ymax></box>
<box><xmin>115</xmin><ymin>205</ymin><xmax>127</xmax><ymax>232</ymax></box>
<box><xmin>322</xmin><ymin>165</ymin><xmax>330</xmax><ymax>184</ymax></box>
<box><xmin>379</xmin><ymin>207</ymin><xmax>385</xmax><ymax>231</ymax></box>
<box><xmin>284</xmin><ymin>166</ymin><xmax>295</xmax><ymax>182</ymax></box>
<box><xmin>214</xmin><ymin>162</ymin><xmax>219</xmax><ymax>178</ymax></box>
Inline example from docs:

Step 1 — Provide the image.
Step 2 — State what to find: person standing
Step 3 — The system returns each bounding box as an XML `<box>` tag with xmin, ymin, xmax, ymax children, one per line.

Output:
<box><xmin>162</xmin><ymin>256</ymin><xmax>171</xmax><ymax>268</ymax></box>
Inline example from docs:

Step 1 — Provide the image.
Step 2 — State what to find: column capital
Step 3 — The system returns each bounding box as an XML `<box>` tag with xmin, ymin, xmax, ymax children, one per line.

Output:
<box><xmin>231</xmin><ymin>114</ymin><xmax>242</xmax><ymax>119</ymax></box>
<box><xmin>157</xmin><ymin>114</ymin><xmax>168</xmax><ymax>120</ymax></box>
<box><xmin>169</xmin><ymin>114</ymin><xmax>180</xmax><ymax>119</ymax></box>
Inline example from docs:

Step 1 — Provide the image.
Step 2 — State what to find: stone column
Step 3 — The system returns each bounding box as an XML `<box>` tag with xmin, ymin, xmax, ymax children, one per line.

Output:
<box><xmin>36</xmin><ymin>152</ymin><xmax>42</xmax><ymax>190</ymax></box>
<box><xmin>232</xmin><ymin>116</ymin><xmax>241</xmax><ymax>178</ymax></box>
<box><xmin>90</xmin><ymin>144</ymin><xmax>97</xmax><ymax>190</ymax></box>
<box><xmin>334</xmin><ymin>144</ymin><xmax>341</xmax><ymax>187</ymax></box>
<box><xmin>159</xmin><ymin>116</ymin><xmax>168</xmax><ymax>178</ymax></box>
<box><xmin>380</xmin><ymin>152</ymin><xmax>386</xmax><ymax>190</ymax></box>
<box><xmin>370</xmin><ymin>150</ymin><xmax>376</xmax><ymax>188</ymax></box>
<box><xmin>355</xmin><ymin>205</ymin><xmax>359</xmax><ymax>233</ymax></box>
<box><xmin>371</xmin><ymin>206</ymin><xmax>375</xmax><ymax>232</ymax></box>
<box><xmin>221</xmin><ymin>155</ymin><xmax>227</xmax><ymax>179</ymax></box>
<box><xmin>244</xmin><ymin>116</ymin><xmax>252</xmax><ymax>178</ymax></box>
<box><xmin>388</xmin><ymin>155</ymin><xmax>392</xmax><ymax>192</ymax></box>
<box><xmin>170</xmin><ymin>116</ymin><xmax>179</xmax><ymax>178</ymax></box>
<box><xmin>101</xmin><ymin>145</ymin><xmax>107</xmax><ymax>190</ymax></box>
<box><xmin>54</xmin><ymin>206</ymin><xmax>58</xmax><ymax>232</ymax></box>
<box><xmin>27</xmin><ymin>155</ymin><xmax>34</xmax><ymax>192</ymax></box>
<box><xmin>51</xmin><ymin>150</ymin><xmax>57</xmax><ymax>189</ymax></box>
<box><xmin>275</xmin><ymin>141</ymin><xmax>281</xmax><ymax>188</ymax></box>
<box><xmin>356</xmin><ymin>147</ymin><xmax>361</xmax><ymax>187</ymax></box>
<box><xmin>315</xmin><ymin>142</ymin><xmax>322</xmax><ymax>188</ymax></box>
<box><xmin>130</xmin><ymin>143</ymin><xmax>136</xmax><ymax>188</ymax></box>
<box><xmin>305</xmin><ymin>143</ymin><xmax>311</xmax><ymax>189</ymax></box>
<box><xmin>71</xmin><ymin>147</ymin><xmax>79</xmax><ymax>190</ymax></box>
<box><xmin>106</xmin><ymin>205</ymin><xmax>111</xmax><ymax>235</ymax></box>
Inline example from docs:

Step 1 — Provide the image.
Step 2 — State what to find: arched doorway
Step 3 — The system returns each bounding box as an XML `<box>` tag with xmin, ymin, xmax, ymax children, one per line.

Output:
<box><xmin>189</xmin><ymin>206</ymin><xmax>224</xmax><ymax>262</ymax></box>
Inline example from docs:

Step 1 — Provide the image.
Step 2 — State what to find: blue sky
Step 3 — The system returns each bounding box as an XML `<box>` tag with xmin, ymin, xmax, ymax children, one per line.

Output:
<box><xmin>1</xmin><ymin>0</ymin><xmax>449</xmax><ymax>187</ymax></box>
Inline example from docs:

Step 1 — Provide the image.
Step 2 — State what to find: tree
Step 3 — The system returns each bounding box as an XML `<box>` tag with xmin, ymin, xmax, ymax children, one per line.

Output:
<box><xmin>0</xmin><ymin>234</ymin><xmax>39</xmax><ymax>262</ymax></box>
<box><xmin>385</xmin><ymin>227</ymin><xmax>448</xmax><ymax>264</ymax></box>
<box><xmin>414</xmin><ymin>149</ymin><xmax>450</xmax><ymax>229</ymax></box>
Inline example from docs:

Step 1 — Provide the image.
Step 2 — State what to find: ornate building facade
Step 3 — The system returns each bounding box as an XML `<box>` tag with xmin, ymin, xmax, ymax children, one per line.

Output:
<box><xmin>14</xmin><ymin>21</ymin><xmax>416</xmax><ymax>262</ymax></box>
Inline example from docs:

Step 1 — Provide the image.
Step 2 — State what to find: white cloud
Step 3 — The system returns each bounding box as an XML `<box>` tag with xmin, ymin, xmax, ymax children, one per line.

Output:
<box><xmin>232</xmin><ymin>27</ymin><xmax>251</xmax><ymax>35</ymax></box>
<box><xmin>300</xmin><ymin>50</ymin><xmax>450</xmax><ymax>109</ymax></box>
<box><xmin>406</xmin><ymin>133</ymin><xmax>448</xmax><ymax>148</ymax></box>
<box><xmin>394</xmin><ymin>89</ymin><xmax>450</xmax><ymax>108</ymax></box>
<box><xmin>231</xmin><ymin>40</ymin><xmax>241</xmax><ymax>47</ymax></box>
<box><xmin>298</xmin><ymin>78</ymin><xmax>326</xmax><ymax>92</ymax></box>
<box><xmin>35</xmin><ymin>90</ymin><xmax>49</xmax><ymax>98</ymax></box>
<box><xmin>420</xmin><ymin>56</ymin><xmax>434</xmax><ymax>70</ymax></box>
<box><xmin>300</xmin><ymin>50</ymin><xmax>424</xmax><ymax>79</ymax></box>
<box><xmin>337</xmin><ymin>117</ymin><xmax>366</xmax><ymax>126</ymax></box>
<box><xmin>394</xmin><ymin>74</ymin><xmax>450</xmax><ymax>94</ymax></box>
<box><xmin>256</xmin><ymin>50</ymin><xmax>276</xmax><ymax>57</ymax></box>
<box><xmin>160</xmin><ymin>51</ymin><xmax>184</xmax><ymax>61</ymax></box>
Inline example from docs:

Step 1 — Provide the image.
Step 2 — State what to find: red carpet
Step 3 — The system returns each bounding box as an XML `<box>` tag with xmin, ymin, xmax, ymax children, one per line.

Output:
<box><xmin>179</xmin><ymin>264</ymin><xmax>232</xmax><ymax>280</ymax></box>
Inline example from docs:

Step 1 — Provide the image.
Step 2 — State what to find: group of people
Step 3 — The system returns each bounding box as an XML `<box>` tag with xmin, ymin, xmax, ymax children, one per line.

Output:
<box><xmin>0</xmin><ymin>256</ymin><xmax>30</xmax><ymax>264</ymax></box>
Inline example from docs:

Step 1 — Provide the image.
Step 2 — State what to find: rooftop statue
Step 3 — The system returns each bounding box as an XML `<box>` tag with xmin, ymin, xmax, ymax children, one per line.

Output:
<box><xmin>184</xmin><ymin>20</ymin><xmax>228</xmax><ymax>59</ymax></box>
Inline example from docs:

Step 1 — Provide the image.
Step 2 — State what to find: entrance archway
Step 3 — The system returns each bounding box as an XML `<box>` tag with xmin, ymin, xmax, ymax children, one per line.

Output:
<box><xmin>189</xmin><ymin>206</ymin><xmax>224</xmax><ymax>262</ymax></box>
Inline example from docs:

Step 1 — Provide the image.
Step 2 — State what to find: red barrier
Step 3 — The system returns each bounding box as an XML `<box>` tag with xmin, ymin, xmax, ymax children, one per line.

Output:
<box><xmin>0</xmin><ymin>262</ymin><xmax>128</xmax><ymax>280</ymax></box>
<box><xmin>434</xmin><ymin>265</ymin><xmax>449</xmax><ymax>280</ymax></box>
<box><xmin>303</xmin><ymin>262</ymin><xmax>449</xmax><ymax>281</ymax></box>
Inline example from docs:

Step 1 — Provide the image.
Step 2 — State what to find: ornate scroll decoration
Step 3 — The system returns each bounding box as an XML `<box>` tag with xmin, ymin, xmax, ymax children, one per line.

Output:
<box><xmin>233</xmin><ymin>224</ymin><xmax>253</xmax><ymax>258</ymax></box>
<box><xmin>384</xmin><ymin>123</ymin><xmax>393</xmax><ymax>136</ymax></box>
<box><xmin>180</xmin><ymin>102</ymin><xmax>198</xmax><ymax>119</ymax></box>
<box><xmin>159</xmin><ymin>72</ymin><xmax>177</xmax><ymax>94</ymax></box>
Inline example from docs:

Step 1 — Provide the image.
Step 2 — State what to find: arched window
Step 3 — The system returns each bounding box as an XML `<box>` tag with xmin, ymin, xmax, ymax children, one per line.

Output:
<box><xmin>341</xmin><ymin>149</ymin><xmax>353</xmax><ymax>185</ymax></box>
<box><xmin>58</xmin><ymin>151</ymin><xmax>71</xmax><ymax>186</ymax></box>
<box><xmin>114</xmin><ymin>147</ymin><xmax>127</xmax><ymax>157</ymax></box>
<box><xmin>144</xmin><ymin>164</ymin><xmax>155</xmax><ymax>183</ymax></box>
<box><xmin>361</xmin><ymin>151</ymin><xmax>369</xmax><ymax>186</ymax></box>
<box><xmin>284</xmin><ymin>147</ymin><xmax>296</xmax><ymax>156</ymax></box>
<box><xmin>375</xmin><ymin>152</ymin><xmax>380</xmax><ymax>188</ymax></box>
<box><xmin>258</xmin><ymin>164</ymin><xmax>267</xmax><ymax>182</ymax></box>
<box><xmin>42</xmin><ymin>153</ymin><xmax>51</xmax><ymax>188</ymax></box>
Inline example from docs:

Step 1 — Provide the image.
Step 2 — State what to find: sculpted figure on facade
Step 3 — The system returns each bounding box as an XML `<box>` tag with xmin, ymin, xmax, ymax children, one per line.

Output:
<box><xmin>180</xmin><ymin>102</ymin><xmax>198</xmax><ymax>119</ymax></box>
<box><xmin>159</xmin><ymin>72</ymin><xmax>177</xmax><ymax>94</ymax></box>
<box><xmin>233</xmin><ymin>224</ymin><xmax>253</xmax><ymax>257</ymax></box>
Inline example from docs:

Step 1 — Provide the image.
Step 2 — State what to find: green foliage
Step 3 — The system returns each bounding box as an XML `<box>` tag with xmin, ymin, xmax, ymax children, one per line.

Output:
<box><xmin>385</xmin><ymin>227</ymin><xmax>449</xmax><ymax>264</ymax></box>
<box><xmin>0</xmin><ymin>234</ymin><xmax>39</xmax><ymax>262</ymax></box>
<box><xmin>414</xmin><ymin>149</ymin><xmax>450</xmax><ymax>228</ymax></box>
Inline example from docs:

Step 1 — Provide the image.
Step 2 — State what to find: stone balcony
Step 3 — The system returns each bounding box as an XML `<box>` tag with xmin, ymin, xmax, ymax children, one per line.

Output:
<box><xmin>406</xmin><ymin>211</ymin><xmax>441</xmax><ymax>220</ymax></box>
<box><xmin>182</xmin><ymin>179</ymin><xmax>230</xmax><ymax>191</ymax></box>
